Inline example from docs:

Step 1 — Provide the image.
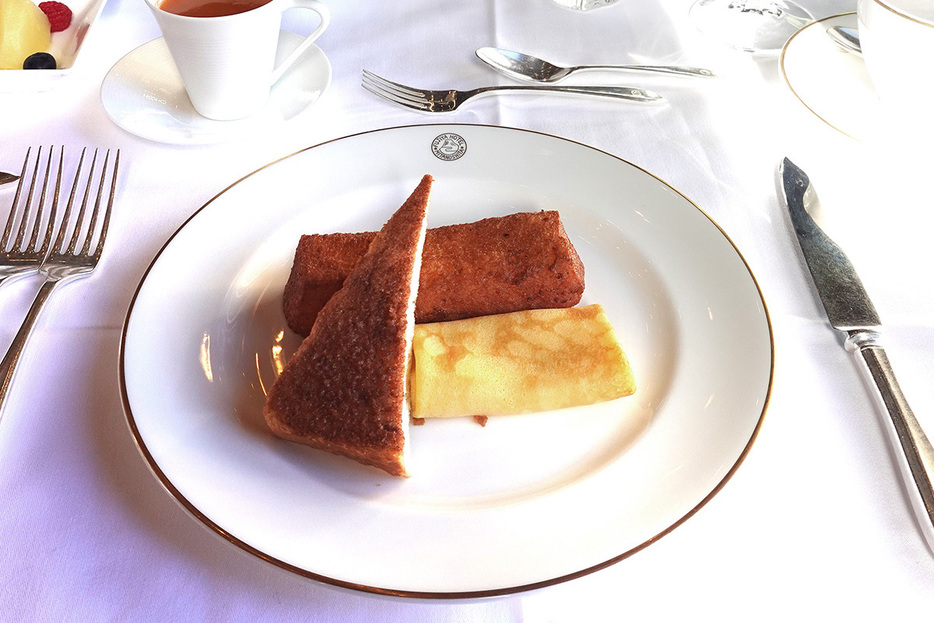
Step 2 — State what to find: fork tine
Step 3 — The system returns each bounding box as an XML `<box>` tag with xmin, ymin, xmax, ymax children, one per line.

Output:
<box><xmin>27</xmin><ymin>146</ymin><xmax>62</xmax><ymax>253</ymax></box>
<box><xmin>82</xmin><ymin>149</ymin><xmax>117</xmax><ymax>257</ymax></box>
<box><xmin>1</xmin><ymin>147</ymin><xmax>33</xmax><ymax>250</ymax></box>
<box><xmin>52</xmin><ymin>147</ymin><xmax>86</xmax><ymax>257</ymax></box>
<box><xmin>80</xmin><ymin>150</ymin><xmax>107</xmax><ymax>256</ymax></box>
<box><xmin>60</xmin><ymin>148</ymin><xmax>96</xmax><ymax>256</ymax></box>
<box><xmin>11</xmin><ymin>146</ymin><xmax>46</xmax><ymax>252</ymax></box>
<box><xmin>361</xmin><ymin>81</ymin><xmax>431</xmax><ymax>111</ymax></box>
<box><xmin>361</xmin><ymin>78</ymin><xmax>428</xmax><ymax>107</ymax></box>
<box><xmin>92</xmin><ymin>149</ymin><xmax>119</xmax><ymax>258</ymax></box>
<box><xmin>25</xmin><ymin>147</ymin><xmax>53</xmax><ymax>251</ymax></box>
<box><xmin>361</xmin><ymin>72</ymin><xmax>436</xmax><ymax>111</ymax></box>
<box><xmin>361</xmin><ymin>70</ymin><xmax>430</xmax><ymax>99</ymax></box>
<box><xmin>36</xmin><ymin>147</ymin><xmax>63</xmax><ymax>258</ymax></box>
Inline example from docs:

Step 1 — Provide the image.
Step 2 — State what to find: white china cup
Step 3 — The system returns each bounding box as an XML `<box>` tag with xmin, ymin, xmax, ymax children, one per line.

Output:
<box><xmin>145</xmin><ymin>0</ymin><xmax>330</xmax><ymax>121</ymax></box>
<box><xmin>857</xmin><ymin>0</ymin><xmax>934</xmax><ymax>126</ymax></box>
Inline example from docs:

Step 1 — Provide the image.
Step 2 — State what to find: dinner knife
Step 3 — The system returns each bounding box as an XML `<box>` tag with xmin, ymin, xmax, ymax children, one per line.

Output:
<box><xmin>0</xmin><ymin>172</ymin><xmax>19</xmax><ymax>186</ymax></box>
<box><xmin>780</xmin><ymin>157</ymin><xmax>934</xmax><ymax>550</ymax></box>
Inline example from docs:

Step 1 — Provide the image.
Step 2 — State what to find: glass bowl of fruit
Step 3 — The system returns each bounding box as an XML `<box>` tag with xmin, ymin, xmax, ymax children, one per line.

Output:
<box><xmin>0</xmin><ymin>0</ymin><xmax>107</xmax><ymax>91</ymax></box>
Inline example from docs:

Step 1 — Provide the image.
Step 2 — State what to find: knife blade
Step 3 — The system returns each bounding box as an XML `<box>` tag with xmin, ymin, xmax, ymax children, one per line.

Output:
<box><xmin>781</xmin><ymin>157</ymin><xmax>934</xmax><ymax>552</ymax></box>
<box><xmin>0</xmin><ymin>172</ymin><xmax>19</xmax><ymax>186</ymax></box>
<box><xmin>781</xmin><ymin>158</ymin><xmax>880</xmax><ymax>331</ymax></box>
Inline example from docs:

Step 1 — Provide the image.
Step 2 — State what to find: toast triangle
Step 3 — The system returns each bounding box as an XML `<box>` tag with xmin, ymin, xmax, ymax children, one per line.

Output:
<box><xmin>264</xmin><ymin>175</ymin><xmax>432</xmax><ymax>477</ymax></box>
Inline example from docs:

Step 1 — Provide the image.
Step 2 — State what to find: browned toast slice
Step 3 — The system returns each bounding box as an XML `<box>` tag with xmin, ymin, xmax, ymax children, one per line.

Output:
<box><xmin>282</xmin><ymin>211</ymin><xmax>585</xmax><ymax>336</ymax></box>
<box><xmin>264</xmin><ymin>175</ymin><xmax>432</xmax><ymax>477</ymax></box>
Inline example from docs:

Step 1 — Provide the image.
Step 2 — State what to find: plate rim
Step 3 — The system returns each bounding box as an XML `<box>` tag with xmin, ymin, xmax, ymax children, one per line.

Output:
<box><xmin>118</xmin><ymin>123</ymin><xmax>775</xmax><ymax>599</ymax></box>
<box><xmin>779</xmin><ymin>12</ymin><xmax>874</xmax><ymax>142</ymax></box>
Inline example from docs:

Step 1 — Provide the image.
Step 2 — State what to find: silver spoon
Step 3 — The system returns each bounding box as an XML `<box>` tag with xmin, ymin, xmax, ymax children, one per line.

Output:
<box><xmin>476</xmin><ymin>47</ymin><xmax>716</xmax><ymax>83</ymax></box>
<box><xmin>827</xmin><ymin>25</ymin><xmax>862</xmax><ymax>55</ymax></box>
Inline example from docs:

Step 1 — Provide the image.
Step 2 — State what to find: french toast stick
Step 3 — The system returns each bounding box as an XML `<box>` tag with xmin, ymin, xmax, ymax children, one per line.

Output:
<box><xmin>282</xmin><ymin>211</ymin><xmax>585</xmax><ymax>336</ymax></box>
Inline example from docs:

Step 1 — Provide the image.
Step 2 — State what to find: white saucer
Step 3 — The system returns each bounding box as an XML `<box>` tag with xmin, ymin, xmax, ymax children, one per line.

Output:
<box><xmin>780</xmin><ymin>13</ymin><xmax>879</xmax><ymax>142</ymax></box>
<box><xmin>101</xmin><ymin>33</ymin><xmax>331</xmax><ymax>145</ymax></box>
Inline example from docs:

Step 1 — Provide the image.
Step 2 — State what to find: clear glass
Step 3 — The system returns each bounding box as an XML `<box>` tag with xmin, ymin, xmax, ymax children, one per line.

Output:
<box><xmin>689</xmin><ymin>0</ymin><xmax>814</xmax><ymax>52</ymax></box>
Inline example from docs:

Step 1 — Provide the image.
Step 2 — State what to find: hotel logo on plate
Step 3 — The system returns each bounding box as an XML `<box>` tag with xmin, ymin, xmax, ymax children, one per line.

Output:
<box><xmin>431</xmin><ymin>133</ymin><xmax>467</xmax><ymax>161</ymax></box>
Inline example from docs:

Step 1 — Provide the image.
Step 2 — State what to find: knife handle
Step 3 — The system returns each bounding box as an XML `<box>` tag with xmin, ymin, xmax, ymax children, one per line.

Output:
<box><xmin>847</xmin><ymin>330</ymin><xmax>934</xmax><ymax>551</ymax></box>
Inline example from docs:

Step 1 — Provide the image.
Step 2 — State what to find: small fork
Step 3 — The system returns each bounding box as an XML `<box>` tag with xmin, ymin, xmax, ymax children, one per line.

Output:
<box><xmin>0</xmin><ymin>146</ymin><xmax>63</xmax><ymax>288</ymax></box>
<box><xmin>362</xmin><ymin>69</ymin><xmax>664</xmax><ymax>112</ymax></box>
<box><xmin>0</xmin><ymin>147</ymin><xmax>120</xmax><ymax>415</ymax></box>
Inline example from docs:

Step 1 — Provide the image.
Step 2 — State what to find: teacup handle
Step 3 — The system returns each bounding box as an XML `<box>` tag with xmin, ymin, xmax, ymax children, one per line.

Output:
<box><xmin>270</xmin><ymin>0</ymin><xmax>330</xmax><ymax>85</ymax></box>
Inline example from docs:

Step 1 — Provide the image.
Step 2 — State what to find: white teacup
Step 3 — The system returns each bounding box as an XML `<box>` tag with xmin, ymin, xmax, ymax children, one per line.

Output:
<box><xmin>145</xmin><ymin>0</ymin><xmax>330</xmax><ymax>121</ymax></box>
<box><xmin>857</xmin><ymin>0</ymin><xmax>934</xmax><ymax>124</ymax></box>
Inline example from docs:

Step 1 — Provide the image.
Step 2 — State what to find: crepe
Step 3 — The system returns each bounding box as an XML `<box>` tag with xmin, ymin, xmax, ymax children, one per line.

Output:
<box><xmin>410</xmin><ymin>304</ymin><xmax>635</xmax><ymax>418</ymax></box>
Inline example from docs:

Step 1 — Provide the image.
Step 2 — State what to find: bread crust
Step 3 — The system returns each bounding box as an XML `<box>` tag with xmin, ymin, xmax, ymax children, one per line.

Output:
<box><xmin>264</xmin><ymin>176</ymin><xmax>432</xmax><ymax>477</ymax></box>
<box><xmin>282</xmin><ymin>211</ymin><xmax>584</xmax><ymax>336</ymax></box>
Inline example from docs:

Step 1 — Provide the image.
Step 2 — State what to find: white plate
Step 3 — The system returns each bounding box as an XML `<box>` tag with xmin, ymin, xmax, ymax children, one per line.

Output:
<box><xmin>781</xmin><ymin>13</ymin><xmax>879</xmax><ymax>142</ymax></box>
<box><xmin>0</xmin><ymin>0</ymin><xmax>107</xmax><ymax>92</ymax></box>
<box><xmin>100</xmin><ymin>33</ymin><xmax>330</xmax><ymax>145</ymax></box>
<box><xmin>120</xmin><ymin>124</ymin><xmax>773</xmax><ymax>598</ymax></box>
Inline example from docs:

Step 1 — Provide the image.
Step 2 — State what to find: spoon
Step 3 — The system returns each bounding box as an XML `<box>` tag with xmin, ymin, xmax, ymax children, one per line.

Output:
<box><xmin>476</xmin><ymin>47</ymin><xmax>716</xmax><ymax>83</ymax></box>
<box><xmin>827</xmin><ymin>25</ymin><xmax>862</xmax><ymax>55</ymax></box>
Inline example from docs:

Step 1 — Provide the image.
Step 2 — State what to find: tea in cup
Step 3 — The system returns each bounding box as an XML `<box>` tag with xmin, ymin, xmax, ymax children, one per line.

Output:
<box><xmin>145</xmin><ymin>0</ymin><xmax>330</xmax><ymax>120</ymax></box>
<box><xmin>159</xmin><ymin>0</ymin><xmax>273</xmax><ymax>18</ymax></box>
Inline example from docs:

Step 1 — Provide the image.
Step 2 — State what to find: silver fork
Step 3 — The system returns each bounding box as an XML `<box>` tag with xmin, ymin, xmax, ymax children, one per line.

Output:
<box><xmin>0</xmin><ymin>147</ymin><xmax>120</xmax><ymax>415</ymax></box>
<box><xmin>0</xmin><ymin>146</ymin><xmax>63</xmax><ymax>288</ymax></box>
<box><xmin>361</xmin><ymin>69</ymin><xmax>664</xmax><ymax>112</ymax></box>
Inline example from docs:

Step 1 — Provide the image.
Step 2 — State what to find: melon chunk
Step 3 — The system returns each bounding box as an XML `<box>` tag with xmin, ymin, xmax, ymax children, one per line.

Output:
<box><xmin>0</xmin><ymin>0</ymin><xmax>52</xmax><ymax>70</ymax></box>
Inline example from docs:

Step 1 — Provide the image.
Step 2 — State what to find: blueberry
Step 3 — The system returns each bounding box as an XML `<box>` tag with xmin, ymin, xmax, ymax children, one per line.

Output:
<box><xmin>23</xmin><ymin>53</ymin><xmax>57</xmax><ymax>70</ymax></box>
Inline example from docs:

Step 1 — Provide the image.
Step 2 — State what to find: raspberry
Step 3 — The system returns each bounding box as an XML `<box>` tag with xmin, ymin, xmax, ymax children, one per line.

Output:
<box><xmin>39</xmin><ymin>2</ymin><xmax>73</xmax><ymax>33</ymax></box>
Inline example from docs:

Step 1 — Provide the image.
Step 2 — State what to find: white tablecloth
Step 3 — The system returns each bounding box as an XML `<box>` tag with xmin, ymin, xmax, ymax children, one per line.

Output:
<box><xmin>3</xmin><ymin>0</ymin><xmax>934</xmax><ymax>619</ymax></box>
